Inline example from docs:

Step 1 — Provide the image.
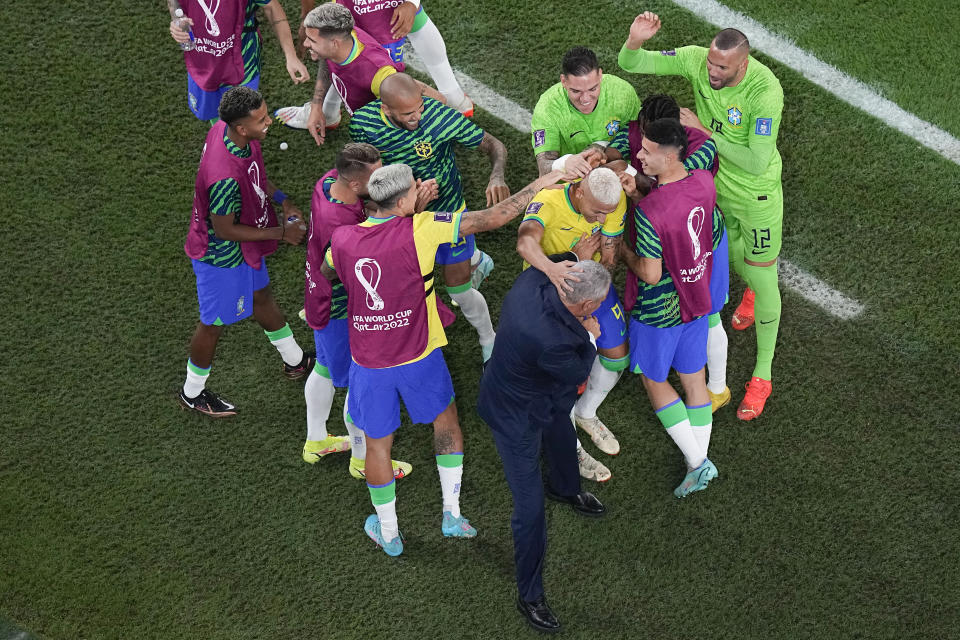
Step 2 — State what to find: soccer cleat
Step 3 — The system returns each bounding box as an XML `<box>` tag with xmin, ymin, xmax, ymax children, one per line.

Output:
<box><xmin>674</xmin><ymin>458</ymin><xmax>718</xmax><ymax>498</ymax></box>
<box><xmin>573</xmin><ymin>415</ymin><xmax>620</xmax><ymax>456</ymax></box>
<box><xmin>273</xmin><ymin>102</ymin><xmax>341</xmax><ymax>130</ymax></box>
<box><xmin>731</xmin><ymin>288</ymin><xmax>755</xmax><ymax>330</ymax></box>
<box><xmin>470</xmin><ymin>250</ymin><xmax>495</xmax><ymax>289</ymax></box>
<box><xmin>178</xmin><ymin>388</ymin><xmax>237</xmax><ymax>418</ymax></box>
<box><xmin>737</xmin><ymin>377</ymin><xmax>772</xmax><ymax>421</ymax></box>
<box><xmin>441</xmin><ymin>511</ymin><xmax>478</xmax><ymax>538</ymax></box>
<box><xmin>283</xmin><ymin>351</ymin><xmax>315</xmax><ymax>380</ymax></box>
<box><xmin>349</xmin><ymin>456</ymin><xmax>412</xmax><ymax>480</ymax></box>
<box><xmin>708</xmin><ymin>386</ymin><xmax>732</xmax><ymax>413</ymax></box>
<box><xmin>297</xmin><ymin>307</ymin><xmax>307</xmax><ymax>323</ymax></box>
<box><xmin>577</xmin><ymin>445</ymin><xmax>611</xmax><ymax>482</ymax></box>
<box><xmin>301</xmin><ymin>436</ymin><xmax>350</xmax><ymax>463</ymax></box>
<box><xmin>452</xmin><ymin>94</ymin><xmax>474</xmax><ymax>117</ymax></box>
<box><xmin>364</xmin><ymin>514</ymin><xmax>404</xmax><ymax>556</ymax></box>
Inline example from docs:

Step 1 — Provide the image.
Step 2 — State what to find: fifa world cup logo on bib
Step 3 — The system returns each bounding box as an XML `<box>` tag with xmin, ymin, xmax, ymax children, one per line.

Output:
<box><xmin>354</xmin><ymin>258</ymin><xmax>385</xmax><ymax>311</ymax></box>
<box><xmin>687</xmin><ymin>206</ymin><xmax>705</xmax><ymax>260</ymax></box>
<box><xmin>195</xmin><ymin>0</ymin><xmax>222</xmax><ymax>36</ymax></box>
<box><xmin>331</xmin><ymin>75</ymin><xmax>352</xmax><ymax>115</ymax></box>
<box><xmin>247</xmin><ymin>162</ymin><xmax>267</xmax><ymax>208</ymax></box>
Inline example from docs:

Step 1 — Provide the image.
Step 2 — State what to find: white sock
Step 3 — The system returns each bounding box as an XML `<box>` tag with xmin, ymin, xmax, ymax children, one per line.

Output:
<box><xmin>449</xmin><ymin>288</ymin><xmax>496</xmax><ymax>346</ymax></box>
<box><xmin>437</xmin><ymin>457</ymin><xmax>463</xmax><ymax>518</ymax></box>
<box><xmin>707</xmin><ymin>320</ymin><xmax>729</xmax><ymax>394</ymax></box>
<box><xmin>182</xmin><ymin>360</ymin><xmax>209</xmax><ymax>398</ymax></box>
<box><xmin>269</xmin><ymin>334</ymin><xmax>304</xmax><ymax>367</ymax></box>
<box><xmin>304</xmin><ymin>368</ymin><xmax>334</xmax><ymax>441</ymax></box>
<box><xmin>574</xmin><ymin>357</ymin><xmax>622</xmax><ymax>419</ymax></box>
<box><xmin>407</xmin><ymin>18</ymin><xmax>466</xmax><ymax>106</ymax></box>
<box><xmin>374</xmin><ymin>498</ymin><xmax>399</xmax><ymax>541</ymax></box>
<box><xmin>666</xmin><ymin>419</ymin><xmax>706</xmax><ymax>470</ymax></box>
<box><xmin>322</xmin><ymin>87</ymin><xmax>343</xmax><ymax>122</ymax></box>
<box><xmin>691</xmin><ymin>422</ymin><xmax>712</xmax><ymax>457</ymax></box>
<box><xmin>344</xmin><ymin>390</ymin><xmax>366</xmax><ymax>460</ymax></box>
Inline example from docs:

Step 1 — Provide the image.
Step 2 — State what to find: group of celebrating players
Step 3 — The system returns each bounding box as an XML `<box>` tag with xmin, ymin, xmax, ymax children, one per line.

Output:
<box><xmin>169</xmin><ymin>0</ymin><xmax>785</xmax><ymax>564</ymax></box>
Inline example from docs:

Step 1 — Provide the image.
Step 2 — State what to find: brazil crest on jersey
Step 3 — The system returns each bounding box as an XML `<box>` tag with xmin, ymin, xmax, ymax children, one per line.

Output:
<box><xmin>349</xmin><ymin>97</ymin><xmax>485</xmax><ymax>212</ymax></box>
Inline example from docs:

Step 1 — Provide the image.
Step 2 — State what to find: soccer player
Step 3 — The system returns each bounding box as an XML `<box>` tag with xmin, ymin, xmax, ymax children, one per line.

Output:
<box><xmin>616</xmin><ymin>93</ymin><xmax>730</xmax><ymax>412</ymax></box>
<box><xmin>303</xmin><ymin>142</ymin><xmax>424</xmax><ymax>479</ymax></box>
<box><xmin>619</xmin><ymin>118</ymin><xmax>721</xmax><ymax>498</ymax></box>
<box><xmin>295</xmin><ymin>0</ymin><xmax>473</xmax><ymax>117</ymax></box>
<box><xmin>273</xmin><ymin>3</ymin><xmax>445</xmax><ymax>145</ymax></box>
<box><xmin>321</xmin><ymin>163</ymin><xmax>566</xmax><ymax>555</ymax></box>
<box><xmin>167</xmin><ymin>0</ymin><xmax>309</xmax><ymax>124</ymax></box>
<box><xmin>532</xmin><ymin>46</ymin><xmax>641</xmax><ymax>177</ymax></box>
<box><xmin>180</xmin><ymin>87</ymin><xmax>313</xmax><ymax>417</ymax></box>
<box><xmin>619</xmin><ymin>12</ymin><xmax>784</xmax><ymax>420</ymax></box>
<box><xmin>517</xmin><ymin>168</ymin><xmax>629</xmax><ymax>481</ymax></box>
<box><xmin>349</xmin><ymin>72</ymin><xmax>508</xmax><ymax>361</ymax></box>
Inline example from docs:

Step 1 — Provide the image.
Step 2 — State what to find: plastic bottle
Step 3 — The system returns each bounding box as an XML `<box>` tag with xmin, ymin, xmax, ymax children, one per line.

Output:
<box><xmin>174</xmin><ymin>9</ymin><xmax>196</xmax><ymax>51</ymax></box>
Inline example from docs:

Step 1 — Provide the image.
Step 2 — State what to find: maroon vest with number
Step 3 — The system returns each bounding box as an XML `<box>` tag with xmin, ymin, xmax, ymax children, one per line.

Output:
<box><xmin>639</xmin><ymin>170</ymin><xmax>716</xmax><ymax>323</ymax></box>
<box><xmin>625</xmin><ymin>124</ymin><xmax>716</xmax><ymax>312</ymax></box>
<box><xmin>328</xmin><ymin>28</ymin><xmax>404</xmax><ymax>115</ymax></box>
<box><xmin>331</xmin><ymin>216</ymin><xmax>430</xmax><ymax>368</ymax></box>
<box><xmin>185</xmin><ymin>120</ymin><xmax>278</xmax><ymax>268</ymax></box>
<box><xmin>180</xmin><ymin>0</ymin><xmax>246</xmax><ymax>91</ymax></box>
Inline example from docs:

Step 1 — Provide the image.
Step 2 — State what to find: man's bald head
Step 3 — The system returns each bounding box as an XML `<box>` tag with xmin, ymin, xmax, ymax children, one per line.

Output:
<box><xmin>380</xmin><ymin>73</ymin><xmax>422</xmax><ymax>107</ymax></box>
<box><xmin>380</xmin><ymin>73</ymin><xmax>425</xmax><ymax>130</ymax></box>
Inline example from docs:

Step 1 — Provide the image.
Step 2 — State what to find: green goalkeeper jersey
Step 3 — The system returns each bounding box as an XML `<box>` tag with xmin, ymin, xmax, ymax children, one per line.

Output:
<box><xmin>619</xmin><ymin>45</ymin><xmax>783</xmax><ymax>205</ymax></box>
<box><xmin>531</xmin><ymin>74</ymin><xmax>640</xmax><ymax>158</ymax></box>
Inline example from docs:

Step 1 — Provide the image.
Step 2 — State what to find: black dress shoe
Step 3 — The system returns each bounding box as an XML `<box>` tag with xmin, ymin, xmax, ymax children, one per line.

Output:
<box><xmin>516</xmin><ymin>594</ymin><xmax>561</xmax><ymax>633</ymax></box>
<box><xmin>544</xmin><ymin>488</ymin><xmax>607</xmax><ymax>517</ymax></box>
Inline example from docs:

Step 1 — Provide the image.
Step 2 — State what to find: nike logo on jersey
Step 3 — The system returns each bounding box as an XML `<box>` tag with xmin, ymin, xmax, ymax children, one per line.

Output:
<box><xmin>698</xmin><ymin>89</ymin><xmax>711</xmax><ymax>100</ymax></box>
<box><xmin>560</xmin><ymin>226</ymin><xmax>573</xmax><ymax>231</ymax></box>
<box><xmin>569</xmin><ymin>130</ymin><xmax>584</xmax><ymax>138</ymax></box>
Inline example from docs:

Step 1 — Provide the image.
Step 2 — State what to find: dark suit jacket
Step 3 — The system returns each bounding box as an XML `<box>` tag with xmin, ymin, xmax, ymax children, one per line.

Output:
<box><xmin>477</xmin><ymin>257</ymin><xmax>597</xmax><ymax>429</ymax></box>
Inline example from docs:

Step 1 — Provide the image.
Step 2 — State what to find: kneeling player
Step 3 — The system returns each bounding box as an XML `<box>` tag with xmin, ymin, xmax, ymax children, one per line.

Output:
<box><xmin>517</xmin><ymin>167</ymin><xmax>629</xmax><ymax>482</ymax></box>
<box><xmin>620</xmin><ymin>119</ymin><xmax>720</xmax><ymax>497</ymax></box>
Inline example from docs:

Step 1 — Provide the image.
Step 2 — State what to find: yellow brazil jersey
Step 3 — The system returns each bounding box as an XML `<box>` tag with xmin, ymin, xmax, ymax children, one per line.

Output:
<box><xmin>325</xmin><ymin>210</ymin><xmax>463</xmax><ymax>365</ymax></box>
<box><xmin>520</xmin><ymin>183</ymin><xmax>626</xmax><ymax>268</ymax></box>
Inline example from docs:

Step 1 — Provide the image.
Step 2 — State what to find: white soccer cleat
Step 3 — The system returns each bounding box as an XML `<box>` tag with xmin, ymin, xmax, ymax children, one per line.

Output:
<box><xmin>574</xmin><ymin>415</ymin><xmax>620</xmax><ymax>456</ymax></box>
<box><xmin>274</xmin><ymin>102</ymin><xmax>341</xmax><ymax>130</ymax></box>
<box><xmin>577</xmin><ymin>445</ymin><xmax>611</xmax><ymax>482</ymax></box>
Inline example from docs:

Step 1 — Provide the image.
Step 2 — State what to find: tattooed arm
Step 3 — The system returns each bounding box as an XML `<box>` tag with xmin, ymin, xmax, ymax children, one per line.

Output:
<box><xmin>535</xmin><ymin>150</ymin><xmax>559</xmax><ymax>177</ymax></box>
<box><xmin>306</xmin><ymin>63</ymin><xmax>332</xmax><ymax>145</ymax></box>
<box><xmin>478</xmin><ymin>132</ymin><xmax>510</xmax><ymax>205</ymax></box>
<box><xmin>600</xmin><ymin>234</ymin><xmax>620</xmax><ymax>272</ymax></box>
<box><xmin>459</xmin><ymin>170</ymin><xmax>567</xmax><ymax>237</ymax></box>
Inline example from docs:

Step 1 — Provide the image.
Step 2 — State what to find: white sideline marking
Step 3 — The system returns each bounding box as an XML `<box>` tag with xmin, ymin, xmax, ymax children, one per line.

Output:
<box><xmin>668</xmin><ymin>0</ymin><xmax>960</xmax><ymax>165</ymax></box>
<box><xmin>405</xmin><ymin>52</ymin><xmax>865</xmax><ymax>319</ymax></box>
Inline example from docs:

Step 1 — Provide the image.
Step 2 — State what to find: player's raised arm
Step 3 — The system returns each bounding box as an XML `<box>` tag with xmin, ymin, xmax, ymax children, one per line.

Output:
<box><xmin>459</xmin><ymin>170</ymin><xmax>567</xmax><ymax>237</ymax></box>
<box><xmin>618</xmin><ymin>12</ymin><xmax>682</xmax><ymax>76</ymax></box>
<box><xmin>478</xmin><ymin>132</ymin><xmax>510</xmax><ymax>205</ymax></box>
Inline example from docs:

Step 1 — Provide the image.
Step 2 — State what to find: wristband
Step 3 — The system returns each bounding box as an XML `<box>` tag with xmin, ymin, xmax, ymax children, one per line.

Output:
<box><xmin>272</xmin><ymin>190</ymin><xmax>288</xmax><ymax>205</ymax></box>
<box><xmin>624</xmin><ymin>165</ymin><xmax>638</xmax><ymax>177</ymax></box>
<box><xmin>591</xmin><ymin>140</ymin><xmax>610</xmax><ymax>148</ymax></box>
<box><xmin>551</xmin><ymin>154</ymin><xmax>572</xmax><ymax>172</ymax></box>
<box><xmin>405</xmin><ymin>0</ymin><xmax>421</xmax><ymax>7</ymax></box>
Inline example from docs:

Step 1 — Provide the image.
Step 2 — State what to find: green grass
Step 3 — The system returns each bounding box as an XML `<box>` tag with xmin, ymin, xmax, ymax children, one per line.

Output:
<box><xmin>2</xmin><ymin>1</ymin><xmax>959</xmax><ymax>639</ymax></box>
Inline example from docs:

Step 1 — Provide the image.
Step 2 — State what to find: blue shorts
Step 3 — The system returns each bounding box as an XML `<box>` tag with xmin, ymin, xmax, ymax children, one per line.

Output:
<box><xmin>595</xmin><ymin>283</ymin><xmax>628</xmax><ymax>351</ymax></box>
<box><xmin>187</xmin><ymin>72</ymin><xmax>260</xmax><ymax>121</ymax></box>
<box><xmin>192</xmin><ymin>258</ymin><xmax>269</xmax><ymax>326</ymax></box>
<box><xmin>347</xmin><ymin>348</ymin><xmax>455</xmax><ymax>438</ymax></box>
<box><xmin>314</xmin><ymin>319</ymin><xmax>351</xmax><ymax>388</ymax></box>
<box><xmin>435</xmin><ymin>233</ymin><xmax>475</xmax><ymax>265</ymax></box>
<box><xmin>710</xmin><ymin>229</ymin><xmax>729</xmax><ymax>315</ymax></box>
<box><xmin>382</xmin><ymin>38</ymin><xmax>407</xmax><ymax>63</ymax></box>
<box><xmin>628</xmin><ymin>316</ymin><xmax>708</xmax><ymax>383</ymax></box>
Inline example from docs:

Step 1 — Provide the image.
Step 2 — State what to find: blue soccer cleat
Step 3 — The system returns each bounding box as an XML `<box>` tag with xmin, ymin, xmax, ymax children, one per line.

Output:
<box><xmin>364</xmin><ymin>514</ymin><xmax>404</xmax><ymax>556</ymax></box>
<box><xmin>674</xmin><ymin>458</ymin><xmax>718</xmax><ymax>498</ymax></box>
<box><xmin>441</xmin><ymin>511</ymin><xmax>478</xmax><ymax>538</ymax></box>
<box><xmin>471</xmin><ymin>250</ymin><xmax>495</xmax><ymax>289</ymax></box>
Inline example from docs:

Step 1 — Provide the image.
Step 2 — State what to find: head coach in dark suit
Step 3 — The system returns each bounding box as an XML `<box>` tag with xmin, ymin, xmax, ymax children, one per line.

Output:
<box><xmin>477</xmin><ymin>256</ymin><xmax>612</xmax><ymax>634</ymax></box>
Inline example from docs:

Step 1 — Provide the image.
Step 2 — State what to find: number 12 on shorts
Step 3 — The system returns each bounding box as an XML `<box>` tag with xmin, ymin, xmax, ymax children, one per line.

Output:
<box><xmin>752</xmin><ymin>228</ymin><xmax>771</xmax><ymax>250</ymax></box>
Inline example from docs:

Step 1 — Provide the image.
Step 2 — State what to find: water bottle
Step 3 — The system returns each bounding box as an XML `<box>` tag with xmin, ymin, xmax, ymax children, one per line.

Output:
<box><xmin>174</xmin><ymin>9</ymin><xmax>196</xmax><ymax>51</ymax></box>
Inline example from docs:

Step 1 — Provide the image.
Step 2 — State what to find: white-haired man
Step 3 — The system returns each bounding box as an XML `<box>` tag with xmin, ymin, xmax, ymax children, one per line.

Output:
<box><xmin>321</xmin><ymin>163</ymin><xmax>566</xmax><ymax>556</ymax></box>
<box><xmin>517</xmin><ymin>167</ymin><xmax>629</xmax><ymax>481</ymax></box>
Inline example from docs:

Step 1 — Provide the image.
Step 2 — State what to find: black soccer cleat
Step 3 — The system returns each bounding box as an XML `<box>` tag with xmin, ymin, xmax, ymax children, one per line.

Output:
<box><xmin>178</xmin><ymin>388</ymin><xmax>238</xmax><ymax>418</ymax></box>
<box><xmin>283</xmin><ymin>350</ymin><xmax>315</xmax><ymax>380</ymax></box>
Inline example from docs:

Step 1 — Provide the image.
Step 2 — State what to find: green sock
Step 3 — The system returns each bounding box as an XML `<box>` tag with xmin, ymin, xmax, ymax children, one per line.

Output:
<box><xmin>742</xmin><ymin>261</ymin><xmax>781</xmax><ymax>380</ymax></box>
<box><xmin>367</xmin><ymin>479</ymin><xmax>396</xmax><ymax>506</ymax></box>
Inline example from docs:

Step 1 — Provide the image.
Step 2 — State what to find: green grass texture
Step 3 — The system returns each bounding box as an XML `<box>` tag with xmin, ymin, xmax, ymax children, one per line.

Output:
<box><xmin>2</xmin><ymin>1</ymin><xmax>958</xmax><ymax>638</ymax></box>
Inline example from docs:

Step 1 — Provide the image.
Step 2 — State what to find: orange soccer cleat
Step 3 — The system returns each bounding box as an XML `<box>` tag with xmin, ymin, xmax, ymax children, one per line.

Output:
<box><xmin>737</xmin><ymin>377</ymin><xmax>772</xmax><ymax>421</ymax></box>
<box><xmin>731</xmin><ymin>288</ymin><xmax>756</xmax><ymax>330</ymax></box>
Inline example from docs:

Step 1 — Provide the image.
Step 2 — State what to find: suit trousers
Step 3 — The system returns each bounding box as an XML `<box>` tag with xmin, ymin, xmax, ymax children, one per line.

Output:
<box><xmin>487</xmin><ymin>406</ymin><xmax>581</xmax><ymax>602</ymax></box>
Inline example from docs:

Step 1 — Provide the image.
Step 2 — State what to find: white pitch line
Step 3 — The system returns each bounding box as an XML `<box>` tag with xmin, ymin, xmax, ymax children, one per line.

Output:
<box><xmin>668</xmin><ymin>0</ymin><xmax>960</xmax><ymax>165</ymax></box>
<box><xmin>405</xmin><ymin>51</ymin><xmax>865</xmax><ymax>320</ymax></box>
